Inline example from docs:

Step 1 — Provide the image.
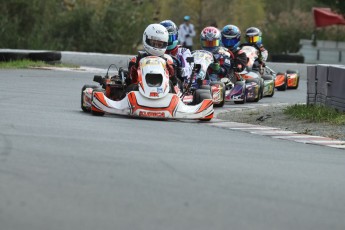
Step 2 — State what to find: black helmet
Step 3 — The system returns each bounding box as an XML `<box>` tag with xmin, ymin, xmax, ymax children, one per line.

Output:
<box><xmin>245</xmin><ymin>27</ymin><xmax>262</xmax><ymax>46</ymax></box>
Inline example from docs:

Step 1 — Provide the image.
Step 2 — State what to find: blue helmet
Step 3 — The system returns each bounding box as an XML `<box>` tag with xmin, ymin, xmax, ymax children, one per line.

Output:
<box><xmin>160</xmin><ymin>20</ymin><xmax>179</xmax><ymax>51</ymax></box>
<box><xmin>221</xmin><ymin>25</ymin><xmax>241</xmax><ymax>51</ymax></box>
<box><xmin>184</xmin><ymin>15</ymin><xmax>190</xmax><ymax>21</ymax></box>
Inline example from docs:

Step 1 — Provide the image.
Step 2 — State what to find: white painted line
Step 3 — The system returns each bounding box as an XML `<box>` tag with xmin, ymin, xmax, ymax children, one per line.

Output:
<box><xmin>231</xmin><ymin>127</ymin><xmax>279</xmax><ymax>130</ymax></box>
<box><xmin>250</xmin><ymin>130</ymin><xmax>298</xmax><ymax>135</ymax></box>
<box><xmin>328</xmin><ymin>145</ymin><xmax>345</xmax><ymax>149</ymax></box>
<box><xmin>311</xmin><ymin>140</ymin><xmax>345</xmax><ymax>144</ymax></box>
<box><xmin>272</xmin><ymin>135</ymin><xmax>324</xmax><ymax>139</ymax></box>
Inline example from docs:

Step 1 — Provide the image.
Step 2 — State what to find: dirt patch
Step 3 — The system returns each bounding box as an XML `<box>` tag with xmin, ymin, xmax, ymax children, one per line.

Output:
<box><xmin>217</xmin><ymin>104</ymin><xmax>345</xmax><ymax>141</ymax></box>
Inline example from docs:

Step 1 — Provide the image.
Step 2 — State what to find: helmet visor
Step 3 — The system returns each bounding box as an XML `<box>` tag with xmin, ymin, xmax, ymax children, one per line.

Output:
<box><xmin>146</xmin><ymin>37</ymin><xmax>168</xmax><ymax>49</ymax></box>
<box><xmin>247</xmin><ymin>35</ymin><xmax>260</xmax><ymax>43</ymax></box>
<box><xmin>202</xmin><ymin>40</ymin><xmax>219</xmax><ymax>48</ymax></box>
<box><xmin>168</xmin><ymin>34</ymin><xmax>178</xmax><ymax>45</ymax></box>
<box><xmin>146</xmin><ymin>73</ymin><xmax>163</xmax><ymax>87</ymax></box>
<box><xmin>222</xmin><ymin>38</ymin><xmax>238</xmax><ymax>48</ymax></box>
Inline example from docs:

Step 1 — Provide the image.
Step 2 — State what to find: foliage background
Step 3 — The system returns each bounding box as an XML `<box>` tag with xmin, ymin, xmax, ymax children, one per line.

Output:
<box><xmin>1</xmin><ymin>0</ymin><xmax>345</xmax><ymax>56</ymax></box>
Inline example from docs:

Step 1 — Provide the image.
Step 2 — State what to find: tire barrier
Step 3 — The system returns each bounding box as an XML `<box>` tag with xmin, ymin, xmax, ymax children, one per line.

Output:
<box><xmin>0</xmin><ymin>51</ymin><xmax>29</xmax><ymax>62</ymax></box>
<box><xmin>0</xmin><ymin>50</ymin><xmax>61</xmax><ymax>63</ymax></box>
<box><xmin>307</xmin><ymin>65</ymin><xmax>345</xmax><ymax>112</ymax></box>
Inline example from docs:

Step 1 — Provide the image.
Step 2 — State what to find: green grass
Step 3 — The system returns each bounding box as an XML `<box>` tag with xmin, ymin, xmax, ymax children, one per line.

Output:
<box><xmin>0</xmin><ymin>59</ymin><xmax>79</xmax><ymax>69</ymax></box>
<box><xmin>284</xmin><ymin>104</ymin><xmax>345</xmax><ymax>125</ymax></box>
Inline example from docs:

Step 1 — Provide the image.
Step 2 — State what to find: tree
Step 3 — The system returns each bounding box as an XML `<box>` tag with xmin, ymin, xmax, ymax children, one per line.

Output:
<box><xmin>315</xmin><ymin>0</ymin><xmax>345</xmax><ymax>15</ymax></box>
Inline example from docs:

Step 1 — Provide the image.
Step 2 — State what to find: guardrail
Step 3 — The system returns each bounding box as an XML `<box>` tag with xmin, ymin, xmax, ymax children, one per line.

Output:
<box><xmin>1</xmin><ymin>49</ymin><xmax>309</xmax><ymax>79</ymax></box>
<box><xmin>307</xmin><ymin>64</ymin><xmax>345</xmax><ymax>112</ymax></box>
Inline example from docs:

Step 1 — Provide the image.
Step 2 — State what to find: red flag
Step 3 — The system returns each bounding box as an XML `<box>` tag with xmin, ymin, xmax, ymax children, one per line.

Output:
<box><xmin>313</xmin><ymin>7</ymin><xmax>345</xmax><ymax>27</ymax></box>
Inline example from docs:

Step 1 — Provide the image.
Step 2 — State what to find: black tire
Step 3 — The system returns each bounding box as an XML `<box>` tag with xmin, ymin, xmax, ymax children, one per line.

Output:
<box><xmin>192</xmin><ymin>89</ymin><xmax>212</xmax><ymax>105</ymax></box>
<box><xmin>200</xmin><ymin>85</ymin><xmax>211</xmax><ymax>91</ymax></box>
<box><xmin>28</xmin><ymin>51</ymin><xmax>62</xmax><ymax>62</ymax></box>
<box><xmin>259</xmin><ymin>78</ymin><xmax>264</xmax><ymax>99</ymax></box>
<box><xmin>194</xmin><ymin>89</ymin><xmax>213</xmax><ymax>122</ymax></box>
<box><xmin>261</xmin><ymin>74</ymin><xmax>273</xmax><ymax>81</ymax></box>
<box><xmin>0</xmin><ymin>52</ymin><xmax>29</xmax><ymax>62</ymax></box>
<box><xmin>286</xmin><ymin>69</ymin><xmax>297</xmax><ymax>74</ymax></box>
<box><xmin>90</xmin><ymin>89</ymin><xmax>105</xmax><ymax>116</ymax></box>
<box><xmin>81</xmin><ymin>85</ymin><xmax>99</xmax><ymax>112</ymax></box>
<box><xmin>276</xmin><ymin>78</ymin><xmax>287</xmax><ymax>91</ymax></box>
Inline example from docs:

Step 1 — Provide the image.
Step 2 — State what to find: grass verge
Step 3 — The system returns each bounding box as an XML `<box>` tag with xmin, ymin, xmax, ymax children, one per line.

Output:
<box><xmin>284</xmin><ymin>104</ymin><xmax>345</xmax><ymax>125</ymax></box>
<box><xmin>0</xmin><ymin>59</ymin><xmax>79</xmax><ymax>69</ymax></box>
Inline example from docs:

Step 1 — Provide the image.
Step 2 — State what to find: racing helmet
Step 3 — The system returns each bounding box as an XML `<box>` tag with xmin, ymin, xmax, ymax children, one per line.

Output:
<box><xmin>143</xmin><ymin>24</ymin><xmax>169</xmax><ymax>56</ymax></box>
<box><xmin>160</xmin><ymin>20</ymin><xmax>179</xmax><ymax>51</ymax></box>
<box><xmin>245</xmin><ymin>27</ymin><xmax>262</xmax><ymax>46</ymax></box>
<box><xmin>221</xmin><ymin>25</ymin><xmax>241</xmax><ymax>51</ymax></box>
<box><xmin>200</xmin><ymin>26</ymin><xmax>221</xmax><ymax>53</ymax></box>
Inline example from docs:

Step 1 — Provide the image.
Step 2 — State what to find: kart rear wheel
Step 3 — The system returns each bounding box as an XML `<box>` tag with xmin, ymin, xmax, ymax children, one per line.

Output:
<box><xmin>81</xmin><ymin>84</ymin><xmax>99</xmax><ymax>112</ymax></box>
<box><xmin>259</xmin><ymin>78</ymin><xmax>264</xmax><ymax>99</ymax></box>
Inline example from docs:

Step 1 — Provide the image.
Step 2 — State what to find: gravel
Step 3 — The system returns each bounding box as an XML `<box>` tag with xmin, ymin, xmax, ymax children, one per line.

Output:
<box><xmin>217</xmin><ymin>104</ymin><xmax>345</xmax><ymax>141</ymax></box>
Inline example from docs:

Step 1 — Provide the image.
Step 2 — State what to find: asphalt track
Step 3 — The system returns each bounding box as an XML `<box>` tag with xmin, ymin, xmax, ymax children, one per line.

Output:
<box><xmin>1</xmin><ymin>69</ymin><xmax>345</xmax><ymax>230</ymax></box>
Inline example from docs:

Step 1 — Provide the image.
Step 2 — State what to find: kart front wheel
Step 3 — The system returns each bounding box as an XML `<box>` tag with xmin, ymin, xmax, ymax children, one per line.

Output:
<box><xmin>192</xmin><ymin>89</ymin><xmax>212</xmax><ymax>105</ymax></box>
<box><xmin>194</xmin><ymin>89</ymin><xmax>213</xmax><ymax>121</ymax></box>
<box><xmin>90</xmin><ymin>89</ymin><xmax>105</xmax><ymax>116</ymax></box>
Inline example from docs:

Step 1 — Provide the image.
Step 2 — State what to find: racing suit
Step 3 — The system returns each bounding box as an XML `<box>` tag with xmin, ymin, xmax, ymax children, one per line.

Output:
<box><xmin>207</xmin><ymin>47</ymin><xmax>247</xmax><ymax>83</ymax></box>
<box><xmin>240</xmin><ymin>43</ymin><xmax>268</xmax><ymax>71</ymax></box>
<box><xmin>207</xmin><ymin>47</ymin><xmax>232</xmax><ymax>80</ymax></box>
<box><xmin>227</xmin><ymin>46</ymin><xmax>248</xmax><ymax>73</ymax></box>
<box><xmin>127</xmin><ymin>51</ymin><xmax>177</xmax><ymax>92</ymax></box>
<box><xmin>165</xmin><ymin>45</ymin><xmax>192</xmax><ymax>81</ymax></box>
<box><xmin>128</xmin><ymin>51</ymin><xmax>176</xmax><ymax>85</ymax></box>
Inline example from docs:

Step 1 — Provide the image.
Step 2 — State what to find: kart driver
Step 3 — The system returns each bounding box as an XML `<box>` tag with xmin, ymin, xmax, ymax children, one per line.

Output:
<box><xmin>242</xmin><ymin>27</ymin><xmax>268</xmax><ymax>66</ymax></box>
<box><xmin>200</xmin><ymin>26</ymin><xmax>233</xmax><ymax>81</ymax></box>
<box><xmin>127</xmin><ymin>24</ymin><xmax>177</xmax><ymax>90</ymax></box>
<box><xmin>220</xmin><ymin>24</ymin><xmax>248</xmax><ymax>73</ymax></box>
<box><xmin>160</xmin><ymin>19</ymin><xmax>193</xmax><ymax>83</ymax></box>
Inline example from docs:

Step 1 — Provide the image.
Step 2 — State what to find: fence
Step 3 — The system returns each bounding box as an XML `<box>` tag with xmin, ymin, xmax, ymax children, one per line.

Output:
<box><xmin>299</xmin><ymin>39</ymin><xmax>345</xmax><ymax>64</ymax></box>
<box><xmin>307</xmin><ymin>64</ymin><xmax>345</xmax><ymax>112</ymax></box>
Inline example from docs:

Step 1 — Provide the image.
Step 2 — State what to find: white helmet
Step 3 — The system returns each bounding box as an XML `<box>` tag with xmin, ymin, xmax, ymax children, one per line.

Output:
<box><xmin>143</xmin><ymin>24</ymin><xmax>169</xmax><ymax>56</ymax></box>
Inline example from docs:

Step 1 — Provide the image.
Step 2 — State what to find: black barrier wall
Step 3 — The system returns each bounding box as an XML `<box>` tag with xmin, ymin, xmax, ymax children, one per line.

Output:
<box><xmin>307</xmin><ymin>64</ymin><xmax>345</xmax><ymax>112</ymax></box>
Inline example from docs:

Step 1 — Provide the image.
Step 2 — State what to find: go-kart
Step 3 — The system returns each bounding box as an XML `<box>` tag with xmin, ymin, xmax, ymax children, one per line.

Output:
<box><xmin>81</xmin><ymin>56</ymin><xmax>214</xmax><ymax>120</ymax></box>
<box><xmin>187</xmin><ymin>50</ymin><xmax>246</xmax><ymax>106</ymax></box>
<box><xmin>240</xmin><ymin>45</ymin><xmax>275</xmax><ymax>100</ymax></box>
<box><xmin>275</xmin><ymin>69</ymin><xmax>300</xmax><ymax>91</ymax></box>
<box><xmin>183</xmin><ymin>50</ymin><xmax>227</xmax><ymax>107</ymax></box>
